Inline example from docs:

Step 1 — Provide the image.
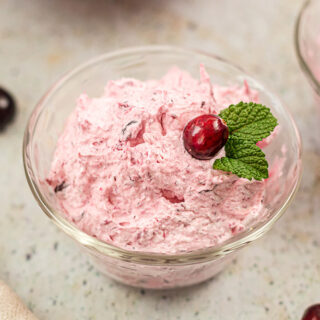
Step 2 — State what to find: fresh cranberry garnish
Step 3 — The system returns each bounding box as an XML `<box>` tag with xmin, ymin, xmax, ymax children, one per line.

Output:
<box><xmin>0</xmin><ymin>87</ymin><xmax>16</xmax><ymax>131</ymax></box>
<box><xmin>183</xmin><ymin>114</ymin><xmax>229</xmax><ymax>160</ymax></box>
<box><xmin>302</xmin><ymin>304</ymin><xmax>320</xmax><ymax>320</ymax></box>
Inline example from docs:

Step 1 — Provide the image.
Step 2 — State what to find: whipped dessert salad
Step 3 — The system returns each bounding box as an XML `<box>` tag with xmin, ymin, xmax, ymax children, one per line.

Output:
<box><xmin>46</xmin><ymin>65</ymin><xmax>278</xmax><ymax>254</ymax></box>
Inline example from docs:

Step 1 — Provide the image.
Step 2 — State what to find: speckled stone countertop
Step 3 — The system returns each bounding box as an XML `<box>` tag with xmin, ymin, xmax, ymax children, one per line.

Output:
<box><xmin>0</xmin><ymin>0</ymin><xmax>319</xmax><ymax>319</ymax></box>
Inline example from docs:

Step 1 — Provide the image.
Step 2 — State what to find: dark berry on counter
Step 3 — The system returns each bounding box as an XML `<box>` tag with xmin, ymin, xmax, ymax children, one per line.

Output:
<box><xmin>0</xmin><ymin>87</ymin><xmax>16</xmax><ymax>131</ymax></box>
<box><xmin>302</xmin><ymin>304</ymin><xmax>320</xmax><ymax>320</ymax></box>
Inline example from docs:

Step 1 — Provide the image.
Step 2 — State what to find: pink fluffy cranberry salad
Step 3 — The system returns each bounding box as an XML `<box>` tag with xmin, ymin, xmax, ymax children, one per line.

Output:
<box><xmin>47</xmin><ymin>65</ymin><xmax>273</xmax><ymax>254</ymax></box>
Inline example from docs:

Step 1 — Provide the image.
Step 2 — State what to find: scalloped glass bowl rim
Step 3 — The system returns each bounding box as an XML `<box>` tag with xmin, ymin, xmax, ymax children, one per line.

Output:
<box><xmin>23</xmin><ymin>45</ymin><xmax>302</xmax><ymax>266</ymax></box>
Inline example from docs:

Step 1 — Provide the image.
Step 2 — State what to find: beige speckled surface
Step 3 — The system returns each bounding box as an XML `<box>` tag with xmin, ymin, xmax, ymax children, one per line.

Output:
<box><xmin>0</xmin><ymin>0</ymin><xmax>319</xmax><ymax>319</ymax></box>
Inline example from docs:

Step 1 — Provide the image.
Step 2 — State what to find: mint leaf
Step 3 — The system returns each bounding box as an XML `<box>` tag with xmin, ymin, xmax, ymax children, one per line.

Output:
<box><xmin>211</xmin><ymin>101</ymin><xmax>278</xmax><ymax>180</ymax></box>
<box><xmin>213</xmin><ymin>138</ymin><xmax>269</xmax><ymax>181</ymax></box>
<box><xmin>219</xmin><ymin>102</ymin><xmax>278</xmax><ymax>143</ymax></box>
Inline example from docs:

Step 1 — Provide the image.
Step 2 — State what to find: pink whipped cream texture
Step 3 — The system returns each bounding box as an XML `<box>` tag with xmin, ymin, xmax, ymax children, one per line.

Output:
<box><xmin>47</xmin><ymin>65</ymin><xmax>271</xmax><ymax>254</ymax></box>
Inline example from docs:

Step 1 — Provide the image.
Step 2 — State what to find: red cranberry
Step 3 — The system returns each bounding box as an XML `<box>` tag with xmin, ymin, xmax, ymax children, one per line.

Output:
<box><xmin>0</xmin><ymin>87</ymin><xmax>16</xmax><ymax>131</ymax></box>
<box><xmin>302</xmin><ymin>304</ymin><xmax>320</xmax><ymax>320</ymax></box>
<box><xmin>183</xmin><ymin>114</ymin><xmax>229</xmax><ymax>160</ymax></box>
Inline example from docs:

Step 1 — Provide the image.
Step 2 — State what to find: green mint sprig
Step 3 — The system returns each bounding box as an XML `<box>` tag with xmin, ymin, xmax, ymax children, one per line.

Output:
<box><xmin>213</xmin><ymin>102</ymin><xmax>278</xmax><ymax>181</ymax></box>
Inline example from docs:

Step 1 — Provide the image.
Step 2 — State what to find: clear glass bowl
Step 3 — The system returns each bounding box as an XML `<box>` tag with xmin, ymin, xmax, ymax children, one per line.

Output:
<box><xmin>295</xmin><ymin>0</ymin><xmax>320</xmax><ymax>98</ymax></box>
<box><xmin>23</xmin><ymin>46</ymin><xmax>302</xmax><ymax>289</ymax></box>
